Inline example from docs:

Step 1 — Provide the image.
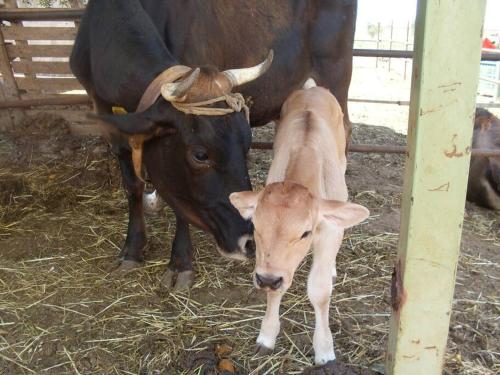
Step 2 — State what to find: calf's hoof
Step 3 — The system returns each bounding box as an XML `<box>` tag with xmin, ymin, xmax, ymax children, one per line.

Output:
<box><xmin>254</xmin><ymin>344</ymin><xmax>273</xmax><ymax>356</ymax></box>
<box><xmin>160</xmin><ymin>269</ymin><xmax>194</xmax><ymax>290</ymax></box>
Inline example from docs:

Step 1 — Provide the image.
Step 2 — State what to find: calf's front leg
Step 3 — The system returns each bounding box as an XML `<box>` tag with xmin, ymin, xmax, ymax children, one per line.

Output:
<box><xmin>308</xmin><ymin>225</ymin><xmax>343</xmax><ymax>365</ymax></box>
<box><xmin>256</xmin><ymin>290</ymin><xmax>283</xmax><ymax>354</ymax></box>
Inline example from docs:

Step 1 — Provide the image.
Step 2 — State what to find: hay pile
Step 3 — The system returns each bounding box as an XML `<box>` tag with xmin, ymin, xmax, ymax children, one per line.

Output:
<box><xmin>0</xmin><ymin>116</ymin><xmax>498</xmax><ymax>374</ymax></box>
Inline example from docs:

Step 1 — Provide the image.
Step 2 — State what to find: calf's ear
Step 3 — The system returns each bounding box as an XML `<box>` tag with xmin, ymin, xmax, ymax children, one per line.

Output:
<box><xmin>229</xmin><ymin>191</ymin><xmax>261</xmax><ymax>220</ymax></box>
<box><xmin>320</xmin><ymin>200</ymin><xmax>369</xmax><ymax>228</ymax></box>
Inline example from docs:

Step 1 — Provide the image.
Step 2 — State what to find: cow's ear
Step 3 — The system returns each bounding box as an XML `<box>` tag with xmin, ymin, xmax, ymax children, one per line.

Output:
<box><xmin>230</xmin><ymin>191</ymin><xmax>261</xmax><ymax>220</ymax></box>
<box><xmin>89</xmin><ymin>111</ymin><xmax>156</xmax><ymax>136</ymax></box>
<box><xmin>490</xmin><ymin>157</ymin><xmax>500</xmax><ymax>185</ymax></box>
<box><xmin>320</xmin><ymin>200</ymin><xmax>369</xmax><ymax>228</ymax></box>
<box><xmin>88</xmin><ymin>103</ymin><xmax>177</xmax><ymax>138</ymax></box>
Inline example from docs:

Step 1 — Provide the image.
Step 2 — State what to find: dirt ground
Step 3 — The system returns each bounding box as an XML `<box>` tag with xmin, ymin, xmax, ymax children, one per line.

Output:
<box><xmin>0</xmin><ymin>107</ymin><xmax>498</xmax><ymax>375</ymax></box>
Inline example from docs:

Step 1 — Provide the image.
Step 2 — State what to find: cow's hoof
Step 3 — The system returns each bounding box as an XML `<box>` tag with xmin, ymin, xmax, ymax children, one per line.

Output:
<box><xmin>254</xmin><ymin>344</ymin><xmax>273</xmax><ymax>356</ymax></box>
<box><xmin>114</xmin><ymin>259</ymin><xmax>143</xmax><ymax>272</ymax></box>
<box><xmin>160</xmin><ymin>269</ymin><xmax>194</xmax><ymax>290</ymax></box>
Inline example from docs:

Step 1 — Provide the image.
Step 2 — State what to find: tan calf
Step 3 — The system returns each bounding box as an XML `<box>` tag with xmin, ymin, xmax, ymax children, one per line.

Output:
<box><xmin>230</xmin><ymin>80</ymin><xmax>369</xmax><ymax>365</ymax></box>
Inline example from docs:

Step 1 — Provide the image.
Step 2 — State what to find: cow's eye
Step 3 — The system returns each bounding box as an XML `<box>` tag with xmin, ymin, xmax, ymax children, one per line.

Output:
<box><xmin>188</xmin><ymin>146</ymin><xmax>212</xmax><ymax>169</ymax></box>
<box><xmin>300</xmin><ymin>230</ymin><xmax>312</xmax><ymax>240</ymax></box>
<box><xmin>193</xmin><ymin>149</ymin><xmax>209</xmax><ymax>162</ymax></box>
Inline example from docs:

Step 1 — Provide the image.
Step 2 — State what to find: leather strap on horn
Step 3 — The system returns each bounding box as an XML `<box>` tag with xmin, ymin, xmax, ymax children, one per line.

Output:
<box><xmin>136</xmin><ymin>65</ymin><xmax>192</xmax><ymax>113</ymax></box>
<box><xmin>128</xmin><ymin>65</ymin><xmax>192</xmax><ymax>180</ymax></box>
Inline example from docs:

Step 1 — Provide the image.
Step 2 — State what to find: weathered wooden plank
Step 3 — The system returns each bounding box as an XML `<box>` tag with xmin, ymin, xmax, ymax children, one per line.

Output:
<box><xmin>5</xmin><ymin>0</ymin><xmax>39</xmax><ymax>94</ymax></box>
<box><xmin>2</xmin><ymin>26</ymin><xmax>77</xmax><ymax>41</ymax></box>
<box><xmin>11</xmin><ymin>60</ymin><xmax>72</xmax><ymax>74</ymax></box>
<box><xmin>0</xmin><ymin>32</ymin><xmax>20</xmax><ymax>94</ymax></box>
<box><xmin>16</xmin><ymin>77</ymin><xmax>83</xmax><ymax>91</ymax></box>
<box><xmin>385</xmin><ymin>1</ymin><xmax>486</xmax><ymax>375</ymax></box>
<box><xmin>68</xmin><ymin>0</ymin><xmax>83</xmax><ymax>27</ymax></box>
<box><xmin>0</xmin><ymin>95</ymin><xmax>91</xmax><ymax>109</ymax></box>
<box><xmin>6</xmin><ymin>44</ymin><xmax>73</xmax><ymax>59</ymax></box>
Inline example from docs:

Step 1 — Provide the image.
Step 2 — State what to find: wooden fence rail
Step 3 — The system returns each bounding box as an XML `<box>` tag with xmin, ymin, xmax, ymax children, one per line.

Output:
<box><xmin>2</xmin><ymin>95</ymin><xmax>499</xmax><ymax>110</ymax></box>
<box><xmin>251</xmin><ymin>142</ymin><xmax>500</xmax><ymax>157</ymax></box>
<box><xmin>0</xmin><ymin>8</ymin><xmax>84</xmax><ymax>21</ymax></box>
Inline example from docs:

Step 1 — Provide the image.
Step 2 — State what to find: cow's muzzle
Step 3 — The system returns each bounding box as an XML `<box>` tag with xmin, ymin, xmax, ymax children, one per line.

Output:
<box><xmin>217</xmin><ymin>234</ymin><xmax>255</xmax><ymax>261</ymax></box>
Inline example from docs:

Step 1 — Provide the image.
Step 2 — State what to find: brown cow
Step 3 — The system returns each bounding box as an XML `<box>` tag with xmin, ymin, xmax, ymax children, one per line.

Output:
<box><xmin>467</xmin><ymin>108</ymin><xmax>500</xmax><ymax>209</ymax></box>
<box><xmin>71</xmin><ymin>0</ymin><xmax>357</xmax><ymax>289</ymax></box>
<box><xmin>230</xmin><ymin>80</ymin><xmax>369</xmax><ymax>365</ymax></box>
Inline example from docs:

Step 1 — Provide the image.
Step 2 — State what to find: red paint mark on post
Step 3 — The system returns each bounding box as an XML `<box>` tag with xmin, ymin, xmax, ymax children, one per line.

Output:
<box><xmin>428</xmin><ymin>182</ymin><xmax>450</xmax><ymax>192</ymax></box>
<box><xmin>391</xmin><ymin>260</ymin><xmax>407</xmax><ymax>313</ymax></box>
<box><xmin>438</xmin><ymin>82</ymin><xmax>462</xmax><ymax>89</ymax></box>
<box><xmin>444</xmin><ymin>134</ymin><xmax>465</xmax><ymax>158</ymax></box>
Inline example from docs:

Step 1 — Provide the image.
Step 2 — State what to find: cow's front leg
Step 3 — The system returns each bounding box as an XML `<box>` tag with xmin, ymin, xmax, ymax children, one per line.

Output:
<box><xmin>160</xmin><ymin>214</ymin><xmax>194</xmax><ymax>290</ymax></box>
<box><xmin>116</xmin><ymin>147</ymin><xmax>147</xmax><ymax>270</ymax></box>
<box><xmin>256</xmin><ymin>290</ymin><xmax>283</xmax><ymax>354</ymax></box>
<box><xmin>308</xmin><ymin>226</ymin><xmax>343</xmax><ymax>365</ymax></box>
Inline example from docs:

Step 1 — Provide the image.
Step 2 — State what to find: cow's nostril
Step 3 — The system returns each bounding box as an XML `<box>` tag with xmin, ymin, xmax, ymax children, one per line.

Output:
<box><xmin>255</xmin><ymin>273</ymin><xmax>264</xmax><ymax>288</ymax></box>
<box><xmin>255</xmin><ymin>273</ymin><xmax>283</xmax><ymax>290</ymax></box>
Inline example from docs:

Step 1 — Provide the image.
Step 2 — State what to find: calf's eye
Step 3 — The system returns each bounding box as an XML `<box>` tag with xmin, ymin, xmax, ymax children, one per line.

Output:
<box><xmin>300</xmin><ymin>230</ymin><xmax>312</xmax><ymax>240</ymax></box>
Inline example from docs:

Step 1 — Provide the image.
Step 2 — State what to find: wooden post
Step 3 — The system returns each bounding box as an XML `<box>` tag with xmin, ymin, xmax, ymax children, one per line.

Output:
<box><xmin>0</xmin><ymin>24</ymin><xmax>23</xmax><ymax>129</ymax></box>
<box><xmin>6</xmin><ymin>0</ymin><xmax>37</xmax><ymax>95</ymax></box>
<box><xmin>388</xmin><ymin>20</ymin><xmax>394</xmax><ymax>72</ymax></box>
<box><xmin>68</xmin><ymin>0</ymin><xmax>82</xmax><ymax>27</ymax></box>
<box><xmin>386</xmin><ymin>1</ymin><xmax>486</xmax><ymax>375</ymax></box>
<box><xmin>404</xmin><ymin>21</ymin><xmax>410</xmax><ymax>80</ymax></box>
<box><xmin>1</xmin><ymin>0</ymin><xmax>25</xmax><ymax>129</ymax></box>
<box><xmin>68</xmin><ymin>0</ymin><xmax>83</xmax><ymax>8</ymax></box>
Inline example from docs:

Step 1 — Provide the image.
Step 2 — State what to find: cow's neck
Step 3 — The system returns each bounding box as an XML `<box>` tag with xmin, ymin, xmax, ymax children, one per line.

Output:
<box><xmin>93</xmin><ymin>0</ymin><xmax>178</xmax><ymax>111</ymax></box>
<box><xmin>284</xmin><ymin>145</ymin><xmax>322</xmax><ymax>197</ymax></box>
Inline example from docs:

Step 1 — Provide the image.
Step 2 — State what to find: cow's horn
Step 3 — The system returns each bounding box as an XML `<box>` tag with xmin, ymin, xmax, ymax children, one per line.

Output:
<box><xmin>161</xmin><ymin>67</ymin><xmax>200</xmax><ymax>101</ymax></box>
<box><xmin>222</xmin><ymin>50</ymin><xmax>274</xmax><ymax>88</ymax></box>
